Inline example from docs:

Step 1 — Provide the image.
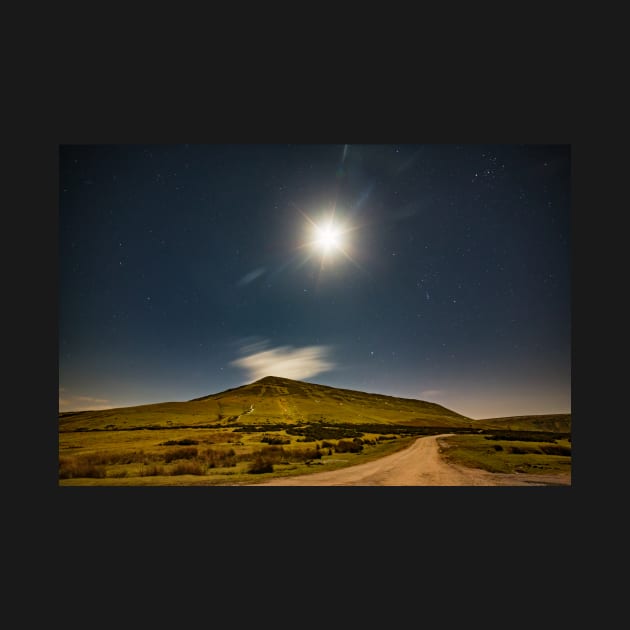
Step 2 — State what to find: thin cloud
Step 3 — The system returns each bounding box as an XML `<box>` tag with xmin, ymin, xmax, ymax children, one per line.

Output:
<box><xmin>237</xmin><ymin>267</ymin><xmax>266</xmax><ymax>286</ymax></box>
<box><xmin>239</xmin><ymin>338</ymin><xmax>270</xmax><ymax>355</ymax></box>
<box><xmin>231</xmin><ymin>343</ymin><xmax>336</xmax><ymax>381</ymax></box>
<box><xmin>59</xmin><ymin>394</ymin><xmax>112</xmax><ymax>412</ymax></box>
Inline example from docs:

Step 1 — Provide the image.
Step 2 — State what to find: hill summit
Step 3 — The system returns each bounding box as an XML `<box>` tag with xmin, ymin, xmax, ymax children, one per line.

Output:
<box><xmin>191</xmin><ymin>375</ymin><xmax>470</xmax><ymax>425</ymax></box>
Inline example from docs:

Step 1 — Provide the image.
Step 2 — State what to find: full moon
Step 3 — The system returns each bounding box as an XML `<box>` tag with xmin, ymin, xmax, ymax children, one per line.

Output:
<box><xmin>313</xmin><ymin>222</ymin><xmax>343</xmax><ymax>253</ymax></box>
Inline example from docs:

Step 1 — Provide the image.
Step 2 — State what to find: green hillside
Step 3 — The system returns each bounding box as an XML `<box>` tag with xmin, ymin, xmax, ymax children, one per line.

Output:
<box><xmin>59</xmin><ymin>375</ymin><xmax>472</xmax><ymax>432</ymax></box>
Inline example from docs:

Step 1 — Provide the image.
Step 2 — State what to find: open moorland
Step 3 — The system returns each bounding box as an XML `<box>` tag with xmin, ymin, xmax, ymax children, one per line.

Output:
<box><xmin>59</xmin><ymin>376</ymin><xmax>571</xmax><ymax>486</ymax></box>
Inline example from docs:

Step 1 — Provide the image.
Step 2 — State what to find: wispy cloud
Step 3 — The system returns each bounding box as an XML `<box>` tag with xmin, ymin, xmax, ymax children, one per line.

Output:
<box><xmin>237</xmin><ymin>267</ymin><xmax>266</xmax><ymax>286</ymax></box>
<box><xmin>239</xmin><ymin>338</ymin><xmax>270</xmax><ymax>355</ymax></box>
<box><xmin>231</xmin><ymin>341</ymin><xmax>336</xmax><ymax>381</ymax></box>
<box><xmin>59</xmin><ymin>393</ymin><xmax>112</xmax><ymax>412</ymax></box>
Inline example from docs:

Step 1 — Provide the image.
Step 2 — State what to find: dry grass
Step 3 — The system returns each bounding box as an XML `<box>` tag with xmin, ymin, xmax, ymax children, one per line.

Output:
<box><xmin>58</xmin><ymin>428</ymin><xmax>415</xmax><ymax>483</ymax></box>
<box><xmin>139</xmin><ymin>464</ymin><xmax>165</xmax><ymax>477</ymax></box>
<box><xmin>59</xmin><ymin>456</ymin><xmax>106</xmax><ymax>479</ymax></box>
<box><xmin>170</xmin><ymin>461</ymin><xmax>206</xmax><ymax>475</ymax></box>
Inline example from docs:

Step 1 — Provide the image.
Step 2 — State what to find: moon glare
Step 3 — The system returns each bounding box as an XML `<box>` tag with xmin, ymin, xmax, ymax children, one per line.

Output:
<box><xmin>313</xmin><ymin>221</ymin><xmax>343</xmax><ymax>253</ymax></box>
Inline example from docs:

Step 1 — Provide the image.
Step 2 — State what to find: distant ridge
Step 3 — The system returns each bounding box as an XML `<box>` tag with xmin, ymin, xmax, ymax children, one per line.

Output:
<box><xmin>478</xmin><ymin>413</ymin><xmax>571</xmax><ymax>433</ymax></box>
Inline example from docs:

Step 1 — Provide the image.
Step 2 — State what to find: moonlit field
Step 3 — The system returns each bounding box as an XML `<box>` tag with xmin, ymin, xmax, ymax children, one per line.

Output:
<box><xmin>59</xmin><ymin>144</ymin><xmax>571</xmax><ymax>486</ymax></box>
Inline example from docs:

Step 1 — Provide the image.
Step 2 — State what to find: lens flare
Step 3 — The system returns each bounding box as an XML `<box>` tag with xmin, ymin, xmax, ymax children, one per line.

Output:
<box><xmin>313</xmin><ymin>222</ymin><xmax>342</xmax><ymax>252</ymax></box>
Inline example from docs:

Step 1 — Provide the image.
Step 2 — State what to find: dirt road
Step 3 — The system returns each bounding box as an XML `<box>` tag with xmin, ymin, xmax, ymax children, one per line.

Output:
<box><xmin>249</xmin><ymin>434</ymin><xmax>571</xmax><ymax>486</ymax></box>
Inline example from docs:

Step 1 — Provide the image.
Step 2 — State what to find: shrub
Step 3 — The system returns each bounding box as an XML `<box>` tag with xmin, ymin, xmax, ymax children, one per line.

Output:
<box><xmin>239</xmin><ymin>446</ymin><xmax>286</xmax><ymax>465</ymax></box>
<box><xmin>248</xmin><ymin>456</ymin><xmax>274</xmax><ymax>474</ymax></box>
<box><xmin>287</xmin><ymin>424</ymin><xmax>363</xmax><ymax>440</ymax></box>
<box><xmin>493</xmin><ymin>444</ymin><xmax>503</xmax><ymax>451</ymax></box>
<box><xmin>539</xmin><ymin>445</ymin><xmax>571</xmax><ymax>456</ymax></box>
<box><xmin>484</xmin><ymin>431</ymin><xmax>566</xmax><ymax>443</ymax></box>
<box><xmin>59</xmin><ymin>458</ymin><xmax>106</xmax><ymax>479</ymax></box>
<box><xmin>203</xmin><ymin>447</ymin><xmax>237</xmax><ymax>468</ymax></box>
<box><xmin>163</xmin><ymin>447</ymin><xmax>198</xmax><ymax>463</ymax></box>
<box><xmin>160</xmin><ymin>439</ymin><xmax>198</xmax><ymax>446</ymax></box>
<box><xmin>335</xmin><ymin>439</ymin><xmax>363</xmax><ymax>453</ymax></box>
<box><xmin>233</xmin><ymin>423</ymin><xmax>292</xmax><ymax>433</ymax></box>
<box><xmin>509</xmin><ymin>446</ymin><xmax>541</xmax><ymax>455</ymax></box>
<box><xmin>170</xmin><ymin>461</ymin><xmax>206</xmax><ymax>475</ymax></box>
<box><xmin>78</xmin><ymin>464</ymin><xmax>106</xmax><ymax>478</ymax></box>
<box><xmin>284</xmin><ymin>446</ymin><xmax>322</xmax><ymax>462</ymax></box>
<box><xmin>260</xmin><ymin>435</ymin><xmax>290</xmax><ymax>445</ymax></box>
<box><xmin>139</xmin><ymin>464</ymin><xmax>165</xmax><ymax>476</ymax></box>
<box><xmin>107</xmin><ymin>450</ymin><xmax>147</xmax><ymax>465</ymax></box>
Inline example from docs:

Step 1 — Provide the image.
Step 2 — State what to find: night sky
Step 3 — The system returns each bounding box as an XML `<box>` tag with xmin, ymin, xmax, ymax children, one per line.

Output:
<box><xmin>59</xmin><ymin>144</ymin><xmax>570</xmax><ymax>419</ymax></box>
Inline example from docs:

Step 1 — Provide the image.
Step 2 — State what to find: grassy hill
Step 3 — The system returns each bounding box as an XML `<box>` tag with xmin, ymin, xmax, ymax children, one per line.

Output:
<box><xmin>59</xmin><ymin>375</ymin><xmax>473</xmax><ymax>432</ymax></box>
<box><xmin>59</xmin><ymin>377</ymin><xmax>571</xmax><ymax>485</ymax></box>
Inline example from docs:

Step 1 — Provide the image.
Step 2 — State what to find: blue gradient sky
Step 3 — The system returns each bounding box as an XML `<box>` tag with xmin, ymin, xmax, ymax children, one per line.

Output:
<box><xmin>59</xmin><ymin>144</ymin><xmax>570</xmax><ymax>419</ymax></box>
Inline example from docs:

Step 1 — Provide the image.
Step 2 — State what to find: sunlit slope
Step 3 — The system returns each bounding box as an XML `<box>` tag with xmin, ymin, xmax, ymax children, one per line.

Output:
<box><xmin>475</xmin><ymin>414</ymin><xmax>571</xmax><ymax>432</ymax></box>
<box><xmin>59</xmin><ymin>375</ymin><xmax>472</xmax><ymax>431</ymax></box>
